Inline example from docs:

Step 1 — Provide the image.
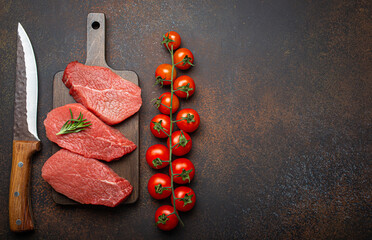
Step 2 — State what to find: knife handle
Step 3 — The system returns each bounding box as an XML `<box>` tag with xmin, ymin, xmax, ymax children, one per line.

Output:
<box><xmin>9</xmin><ymin>140</ymin><xmax>40</xmax><ymax>232</ymax></box>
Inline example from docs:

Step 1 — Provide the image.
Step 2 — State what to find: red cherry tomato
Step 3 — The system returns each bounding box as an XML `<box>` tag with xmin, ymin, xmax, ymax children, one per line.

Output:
<box><xmin>147</xmin><ymin>173</ymin><xmax>171</xmax><ymax>200</ymax></box>
<box><xmin>146</xmin><ymin>144</ymin><xmax>170</xmax><ymax>169</ymax></box>
<box><xmin>174</xmin><ymin>48</ymin><xmax>194</xmax><ymax>70</ymax></box>
<box><xmin>150</xmin><ymin>114</ymin><xmax>171</xmax><ymax>138</ymax></box>
<box><xmin>162</xmin><ymin>31</ymin><xmax>181</xmax><ymax>51</ymax></box>
<box><xmin>155</xmin><ymin>205</ymin><xmax>179</xmax><ymax>231</ymax></box>
<box><xmin>155</xmin><ymin>92</ymin><xmax>180</xmax><ymax>115</ymax></box>
<box><xmin>172</xmin><ymin>186</ymin><xmax>196</xmax><ymax>212</ymax></box>
<box><xmin>176</xmin><ymin>108</ymin><xmax>200</xmax><ymax>133</ymax></box>
<box><xmin>173</xmin><ymin>75</ymin><xmax>195</xmax><ymax>98</ymax></box>
<box><xmin>167</xmin><ymin>130</ymin><xmax>192</xmax><ymax>156</ymax></box>
<box><xmin>170</xmin><ymin>158</ymin><xmax>195</xmax><ymax>184</ymax></box>
<box><xmin>155</xmin><ymin>64</ymin><xmax>176</xmax><ymax>86</ymax></box>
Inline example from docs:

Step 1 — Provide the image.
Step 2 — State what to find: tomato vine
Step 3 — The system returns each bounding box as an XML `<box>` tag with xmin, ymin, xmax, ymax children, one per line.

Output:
<box><xmin>149</xmin><ymin>31</ymin><xmax>197</xmax><ymax>231</ymax></box>
<box><xmin>166</xmin><ymin>43</ymin><xmax>183</xmax><ymax>226</ymax></box>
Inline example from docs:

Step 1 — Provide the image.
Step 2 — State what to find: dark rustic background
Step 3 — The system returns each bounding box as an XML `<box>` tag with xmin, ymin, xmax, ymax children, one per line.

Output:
<box><xmin>0</xmin><ymin>0</ymin><xmax>371</xmax><ymax>239</ymax></box>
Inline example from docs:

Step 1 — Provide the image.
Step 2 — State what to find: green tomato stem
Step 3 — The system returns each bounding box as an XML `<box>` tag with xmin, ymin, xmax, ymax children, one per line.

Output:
<box><xmin>166</xmin><ymin>212</ymin><xmax>176</xmax><ymax>217</ymax></box>
<box><xmin>160</xmin><ymin>103</ymin><xmax>172</xmax><ymax>109</ymax></box>
<box><xmin>172</xmin><ymin>117</ymin><xmax>188</xmax><ymax>123</ymax></box>
<box><xmin>159</xmin><ymin>128</ymin><xmax>170</xmax><ymax>137</ymax></box>
<box><xmin>171</xmin><ymin>143</ymin><xmax>180</xmax><ymax>149</ymax></box>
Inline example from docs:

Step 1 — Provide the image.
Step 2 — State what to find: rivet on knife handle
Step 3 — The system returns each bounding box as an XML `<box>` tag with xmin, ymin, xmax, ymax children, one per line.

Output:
<box><xmin>9</xmin><ymin>140</ymin><xmax>40</xmax><ymax>232</ymax></box>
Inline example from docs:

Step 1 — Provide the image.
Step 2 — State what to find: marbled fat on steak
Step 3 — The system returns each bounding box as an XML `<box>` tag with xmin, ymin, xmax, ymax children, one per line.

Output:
<box><xmin>44</xmin><ymin>103</ymin><xmax>136</xmax><ymax>161</ymax></box>
<box><xmin>62</xmin><ymin>61</ymin><xmax>142</xmax><ymax>125</ymax></box>
<box><xmin>42</xmin><ymin>149</ymin><xmax>133</xmax><ymax>207</ymax></box>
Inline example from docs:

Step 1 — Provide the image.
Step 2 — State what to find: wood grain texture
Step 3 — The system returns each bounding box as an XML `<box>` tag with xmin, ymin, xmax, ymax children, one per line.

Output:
<box><xmin>51</xmin><ymin>13</ymin><xmax>139</xmax><ymax>205</ymax></box>
<box><xmin>9</xmin><ymin>140</ymin><xmax>40</xmax><ymax>232</ymax></box>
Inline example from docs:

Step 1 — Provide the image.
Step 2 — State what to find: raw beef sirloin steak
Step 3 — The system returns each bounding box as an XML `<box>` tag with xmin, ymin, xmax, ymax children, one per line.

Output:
<box><xmin>42</xmin><ymin>149</ymin><xmax>133</xmax><ymax>207</ymax></box>
<box><xmin>44</xmin><ymin>103</ymin><xmax>136</xmax><ymax>161</ymax></box>
<box><xmin>62</xmin><ymin>61</ymin><xmax>142</xmax><ymax>125</ymax></box>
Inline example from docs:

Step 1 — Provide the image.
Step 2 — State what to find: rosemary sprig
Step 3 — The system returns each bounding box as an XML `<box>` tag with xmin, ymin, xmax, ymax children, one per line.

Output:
<box><xmin>56</xmin><ymin>108</ymin><xmax>92</xmax><ymax>135</ymax></box>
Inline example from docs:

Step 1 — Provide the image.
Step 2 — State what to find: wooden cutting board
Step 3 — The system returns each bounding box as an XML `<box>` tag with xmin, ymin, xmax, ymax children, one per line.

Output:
<box><xmin>52</xmin><ymin>13</ymin><xmax>139</xmax><ymax>205</ymax></box>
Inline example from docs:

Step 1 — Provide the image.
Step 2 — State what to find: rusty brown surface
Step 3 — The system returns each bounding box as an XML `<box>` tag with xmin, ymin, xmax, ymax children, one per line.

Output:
<box><xmin>0</xmin><ymin>0</ymin><xmax>371</xmax><ymax>239</ymax></box>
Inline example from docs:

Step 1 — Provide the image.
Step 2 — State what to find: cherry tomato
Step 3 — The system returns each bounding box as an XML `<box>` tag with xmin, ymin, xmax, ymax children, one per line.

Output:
<box><xmin>146</xmin><ymin>144</ymin><xmax>170</xmax><ymax>169</ymax></box>
<box><xmin>150</xmin><ymin>114</ymin><xmax>171</xmax><ymax>138</ymax></box>
<box><xmin>174</xmin><ymin>48</ymin><xmax>194</xmax><ymax>70</ymax></box>
<box><xmin>162</xmin><ymin>31</ymin><xmax>181</xmax><ymax>51</ymax></box>
<box><xmin>147</xmin><ymin>173</ymin><xmax>172</xmax><ymax>200</ymax></box>
<box><xmin>172</xmin><ymin>186</ymin><xmax>196</xmax><ymax>212</ymax></box>
<box><xmin>154</xmin><ymin>92</ymin><xmax>180</xmax><ymax>115</ymax></box>
<box><xmin>155</xmin><ymin>64</ymin><xmax>176</xmax><ymax>86</ymax></box>
<box><xmin>168</xmin><ymin>130</ymin><xmax>192</xmax><ymax>156</ymax></box>
<box><xmin>176</xmin><ymin>108</ymin><xmax>200</xmax><ymax>133</ymax></box>
<box><xmin>170</xmin><ymin>158</ymin><xmax>195</xmax><ymax>184</ymax></box>
<box><xmin>173</xmin><ymin>75</ymin><xmax>195</xmax><ymax>98</ymax></box>
<box><xmin>155</xmin><ymin>205</ymin><xmax>179</xmax><ymax>231</ymax></box>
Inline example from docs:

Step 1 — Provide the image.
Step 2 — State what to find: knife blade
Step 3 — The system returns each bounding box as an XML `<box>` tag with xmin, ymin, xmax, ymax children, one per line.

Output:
<box><xmin>9</xmin><ymin>23</ymin><xmax>40</xmax><ymax>232</ymax></box>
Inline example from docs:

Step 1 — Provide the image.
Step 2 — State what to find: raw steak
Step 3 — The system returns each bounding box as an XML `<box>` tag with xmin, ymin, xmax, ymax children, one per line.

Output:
<box><xmin>62</xmin><ymin>61</ymin><xmax>142</xmax><ymax>125</ymax></box>
<box><xmin>44</xmin><ymin>103</ymin><xmax>136</xmax><ymax>161</ymax></box>
<box><xmin>42</xmin><ymin>149</ymin><xmax>133</xmax><ymax>207</ymax></box>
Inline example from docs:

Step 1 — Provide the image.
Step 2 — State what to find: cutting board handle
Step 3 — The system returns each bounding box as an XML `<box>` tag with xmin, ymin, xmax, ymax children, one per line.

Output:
<box><xmin>85</xmin><ymin>13</ymin><xmax>109</xmax><ymax>68</ymax></box>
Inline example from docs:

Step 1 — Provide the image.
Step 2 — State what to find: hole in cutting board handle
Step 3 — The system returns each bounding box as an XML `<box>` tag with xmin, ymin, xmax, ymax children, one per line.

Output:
<box><xmin>92</xmin><ymin>21</ymin><xmax>100</xmax><ymax>30</ymax></box>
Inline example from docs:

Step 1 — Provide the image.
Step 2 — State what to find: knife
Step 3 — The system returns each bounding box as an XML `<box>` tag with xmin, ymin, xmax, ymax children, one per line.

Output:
<box><xmin>9</xmin><ymin>23</ymin><xmax>40</xmax><ymax>232</ymax></box>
